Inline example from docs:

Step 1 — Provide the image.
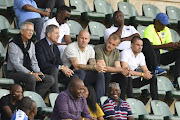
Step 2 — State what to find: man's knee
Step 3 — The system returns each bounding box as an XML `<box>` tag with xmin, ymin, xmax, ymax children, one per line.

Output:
<box><xmin>44</xmin><ymin>75</ymin><xmax>55</xmax><ymax>85</ymax></box>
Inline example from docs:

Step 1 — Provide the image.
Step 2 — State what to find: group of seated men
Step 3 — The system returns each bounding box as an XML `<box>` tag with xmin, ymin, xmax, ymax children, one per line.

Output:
<box><xmin>1</xmin><ymin>0</ymin><xmax>180</xmax><ymax>119</ymax></box>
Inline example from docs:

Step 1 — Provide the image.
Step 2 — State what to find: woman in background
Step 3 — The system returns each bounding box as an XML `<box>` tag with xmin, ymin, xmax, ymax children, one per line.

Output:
<box><xmin>83</xmin><ymin>85</ymin><xmax>104</xmax><ymax>120</ymax></box>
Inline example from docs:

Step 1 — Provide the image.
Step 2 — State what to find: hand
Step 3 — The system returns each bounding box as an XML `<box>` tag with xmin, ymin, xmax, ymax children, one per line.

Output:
<box><xmin>143</xmin><ymin>71</ymin><xmax>152</xmax><ymax>80</ymax></box>
<box><xmin>166</xmin><ymin>42</ymin><xmax>178</xmax><ymax>49</ymax></box>
<box><xmin>95</xmin><ymin>63</ymin><xmax>107</xmax><ymax>73</ymax></box>
<box><xmin>32</xmin><ymin>73</ymin><xmax>42</xmax><ymax>81</ymax></box>
<box><xmin>43</xmin><ymin>8</ymin><xmax>51</xmax><ymax>17</ymax></box>
<box><xmin>92</xmin><ymin>117</ymin><xmax>97</xmax><ymax>120</ymax></box>
<box><xmin>62</xmin><ymin>66</ymin><xmax>74</xmax><ymax>77</ymax></box>
<box><xmin>121</xmin><ymin>67</ymin><xmax>131</xmax><ymax>77</ymax></box>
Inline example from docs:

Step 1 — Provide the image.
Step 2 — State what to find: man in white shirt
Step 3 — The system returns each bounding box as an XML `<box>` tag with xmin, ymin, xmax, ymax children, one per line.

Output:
<box><xmin>120</xmin><ymin>36</ymin><xmax>158</xmax><ymax>100</ymax></box>
<box><xmin>104</xmin><ymin>10</ymin><xmax>166</xmax><ymax>76</ymax></box>
<box><xmin>40</xmin><ymin>5</ymin><xmax>72</xmax><ymax>58</ymax></box>
<box><xmin>62</xmin><ymin>30</ymin><xmax>106</xmax><ymax>102</ymax></box>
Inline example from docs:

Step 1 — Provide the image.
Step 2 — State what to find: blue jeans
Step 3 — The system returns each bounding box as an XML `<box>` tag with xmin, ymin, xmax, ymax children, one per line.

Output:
<box><xmin>73</xmin><ymin>70</ymin><xmax>105</xmax><ymax>103</ymax></box>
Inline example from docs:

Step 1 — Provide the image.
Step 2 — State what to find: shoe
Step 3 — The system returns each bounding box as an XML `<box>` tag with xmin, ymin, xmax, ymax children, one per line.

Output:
<box><xmin>154</xmin><ymin>66</ymin><xmax>167</xmax><ymax>76</ymax></box>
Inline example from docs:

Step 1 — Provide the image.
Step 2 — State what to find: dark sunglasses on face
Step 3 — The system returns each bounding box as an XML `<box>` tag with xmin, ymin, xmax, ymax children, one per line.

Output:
<box><xmin>64</xmin><ymin>17</ymin><xmax>70</xmax><ymax>20</ymax></box>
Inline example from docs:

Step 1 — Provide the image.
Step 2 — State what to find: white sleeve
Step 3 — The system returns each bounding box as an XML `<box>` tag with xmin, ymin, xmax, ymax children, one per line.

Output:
<box><xmin>120</xmin><ymin>50</ymin><xmax>129</xmax><ymax>62</ymax></box>
<box><xmin>64</xmin><ymin>23</ymin><xmax>70</xmax><ymax>35</ymax></box>
<box><xmin>140</xmin><ymin>53</ymin><xmax>146</xmax><ymax>67</ymax></box>
<box><xmin>40</xmin><ymin>22</ymin><xmax>46</xmax><ymax>40</ymax></box>
<box><xmin>130</xmin><ymin>26</ymin><xmax>140</xmax><ymax>35</ymax></box>
<box><xmin>104</xmin><ymin>29</ymin><xmax>111</xmax><ymax>43</ymax></box>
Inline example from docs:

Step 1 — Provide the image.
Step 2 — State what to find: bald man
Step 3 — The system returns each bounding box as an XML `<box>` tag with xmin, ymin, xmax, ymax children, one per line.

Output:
<box><xmin>28</xmin><ymin>100</ymin><xmax>37</xmax><ymax>120</ymax></box>
<box><xmin>62</xmin><ymin>30</ymin><xmax>106</xmax><ymax>102</ymax></box>
<box><xmin>0</xmin><ymin>84</ymin><xmax>23</xmax><ymax>120</ymax></box>
<box><xmin>51</xmin><ymin>78</ymin><xmax>92</xmax><ymax>120</ymax></box>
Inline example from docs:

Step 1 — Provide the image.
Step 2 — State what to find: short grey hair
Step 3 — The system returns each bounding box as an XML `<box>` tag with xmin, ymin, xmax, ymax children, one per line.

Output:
<box><xmin>20</xmin><ymin>21</ymin><xmax>34</xmax><ymax>30</ymax></box>
<box><xmin>45</xmin><ymin>25</ymin><xmax>59</xmax><ymax>36</ymax></box>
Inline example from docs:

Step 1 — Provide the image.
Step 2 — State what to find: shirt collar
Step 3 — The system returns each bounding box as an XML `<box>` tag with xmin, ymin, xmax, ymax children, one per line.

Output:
<box><xmin>75</xmin><ymin>42</ymin><xmax>88</xmax><ymax>52</ymax></box>
<box><xmin>108</xmin><ymin>97</ymin><xmax>123</xmax><ymax>106</ymax></box>
<box><xmin>67</xmin><ymin>89</ymin><xmax>83</xmax><ymax>101</ymax></box>
<box><xmin>129</xmin><ymin>48</ymin><xmax>140</xmax><ymax>58</ymax></box>
<box><xmin>46</xmin><ymin>37</ymin><xmax>53</xmax><ymax>46</ymax></box>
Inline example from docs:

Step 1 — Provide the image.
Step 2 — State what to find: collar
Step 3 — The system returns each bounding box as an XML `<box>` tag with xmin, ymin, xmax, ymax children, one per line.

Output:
<box><xmin>67</xmin><ymin>89</ymin><xmax>82</xmax><ymax>101</ymax></box>
<box><xmin>108</xmin><ymin>97</ymin><xmax>123</xmax><ymax>106</ymax></box>
<box><xmin>46</xmin><ymin>37</ymin><xmax>53</xmax><ymax>46</ymax></box>
<box><xmin>129</xmin><ymin>48</ymin><xmax>140</xmax><ymax>58</ymax></box>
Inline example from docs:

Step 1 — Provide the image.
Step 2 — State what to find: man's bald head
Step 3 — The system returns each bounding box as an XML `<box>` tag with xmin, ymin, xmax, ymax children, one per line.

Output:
<box><xmin>69</xmin><ymin>78</ymin><xmax>85</xmax><ymax>99</ymax></box>
<box><xmin>10</xmin><ymin>84</ymin><xmax>22</xmax><ymax>92</ymax></box>
<box><xmin>10</xmin><ymin>84</ymin><xmax>23</xmax><ymax>101</ymax></box>
<box><xmin>77</xmin><ymin>30</ymin><xmax>90</xmax><ymax>50</ymax></box>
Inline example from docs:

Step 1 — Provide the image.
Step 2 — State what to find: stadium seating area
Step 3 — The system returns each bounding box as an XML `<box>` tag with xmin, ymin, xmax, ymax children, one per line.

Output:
<box><xmin>0</xmin><ymin>0</ymin><xmax>180</xmax><ymax>119</ymax></box>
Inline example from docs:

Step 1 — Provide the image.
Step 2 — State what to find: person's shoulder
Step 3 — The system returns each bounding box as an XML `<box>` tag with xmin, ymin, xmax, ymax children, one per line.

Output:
<box><xmin>95</xmin><ymin>44</ymin><xmax>104</xmax><ymax>50</ymax></box>
<box><xmin>44</xmin><ymin>17</ymin><xmax>59</xmax><ymax>27</ymax></box>
<box><xmin>0</xmin><ymin>94</ymin><xmax>10</xmax><ymax>101</ymax></box>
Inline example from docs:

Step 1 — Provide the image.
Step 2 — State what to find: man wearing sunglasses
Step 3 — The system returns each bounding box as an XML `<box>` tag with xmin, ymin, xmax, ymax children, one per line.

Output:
<box><xmin>40</xmin><ymin>5</ymin><xmax>72</xmax><ymax>58</ymax></box>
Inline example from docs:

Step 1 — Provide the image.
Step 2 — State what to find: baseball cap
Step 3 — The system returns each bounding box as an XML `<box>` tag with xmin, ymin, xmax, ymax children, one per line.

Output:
<box><xmin>155</xmin><ymin>13</ymin><xmax>169</xmax><ymax>25</ymax></box>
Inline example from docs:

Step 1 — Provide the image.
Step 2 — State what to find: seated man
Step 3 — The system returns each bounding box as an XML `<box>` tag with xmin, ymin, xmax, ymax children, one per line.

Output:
<box><xmin>0</xmin><ymin>84</ymin><xmax>23</xmax><ymax>120</ymax></box>
<box><xmin>121</xmin><ymin>36</ymin><xmax>158</xmax><ymax>100</ymax></box>
<box><xmin>11</xmin><ymin>97</ymin><xmax>32</xmax><ymax>120</ymax></box>
<box><xmin>95</xmin><ymin>33</ymin><xmax>130</xmax><ymax>100</ymax></box>
<box><xmin>143</xmin><ymin>13</ymin><xmax>180</xmax><ymax>88</ymax></box>
<box><xmin>14</xmin><ymin>0</ymin><xmax>50</xmax><ymax>40</ymax></box>
<box><xmin>104</xmin><ymin>10</ymin><xmax>166</xmax><ymax>75</ymax></box>
<box><xmin>51</xmin><ymin>78</ymin><xmax>92</xmax><ymax>120</ymax></box>
<box><xmin>62</xmin><ymin>30</ymin><xmax>106</xmax><ymax>102</ymax></box>
<box><xmin>7</xmin><ymin>21</ymin><xmax>54</xmax><ymax>97</ymax></box>
<box><xmin>102</xmin><ymin>82</ymin><xmax>134</xmax><ymax>120</ymax></box>
<box><xmin>36</xmin><ymin>25</ymin><xmax>74</xmax><ymax>93</ymax></box>
<box><xmin>40</xmin><ymin>5</ymin><xmax>72</xmax><ymax>58</ymax></box>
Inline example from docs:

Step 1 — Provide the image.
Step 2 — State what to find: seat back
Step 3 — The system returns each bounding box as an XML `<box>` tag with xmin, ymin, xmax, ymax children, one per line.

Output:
<box><xmin>142</xmin><ymin>4</ymin><xmax>160</xmax><ymax>19</ymax></box>
<box><xmin>169</xmin><ymin>28</ymin><xmax>180</xmax><ymax>43</ymax></box>
<box><xmin>0</xmin><ymin>0</ymin><xmax>13</xmax><ymax>8</ymax></box>
<box><xmin>118</xmin><ymin>2</ymin><xmax>139</xmax><ymax>17</ymax></box>
<box><xmin>126</xmin><ymin>98</ymin><xmax>148</xmax><ymax>116</ymax></box>
<box><xmin>0</xmin><ymin>89</ymin><xmax>9</xmax><ymax>99</ymax></box>
<box><xmin>175</xmin><ymin>101</ymin><xmax>180</xmax><ymax>116</ymax></box>
<box><xmin>166</xmin><ymin>6</ymin><xmax>180</xmax><ymax>21</ymax></box>
<box><xmin>23</xmin><ymin>91</ymin><xmax>46</xmax><ymax>108</ymax></box>
<box><xmin>157</xmin><ymin>76</ymin><xmax>175</xmax><ymax>92</ymax></box>
<box><xmin>100</xmin><ymin>96</ymin><xmax>108</xmax><ymax>105</ymax></box>
<box><xmin>137</xmin><ymin>25</ymin><xmax>147</xmax><ymax>38</ymax></box>
<box><xmin>49</xmin><ymin>93</ymin><xmax>58</xmax><ymax>108</ymax></box>
<box><xmin>67</xmin><ymin>20</ymin><xmax>83</xmax><ymax>36</ymax></box>
<box><xmin>88</xmin><ymin>21</ymin><xmax>106</xmax><ymax>38</ymax></box>
<box><xmin>151</xmin><ymin>100</ymin><xmax>173</xmax><ymax>117</ymax></box>
<box><xmin>0</xmin><ymin>15</ymin><xmax>11</xmax><ymax>31</ymax></box>
<box><xmin>94</xmin><ymin>0</ymin><xmax>114</xmax><ymax>15</ymax></box>
<box><xmin>70</xmin><ymin>0</ymin><xmax>90</xmax><ymax>13</ymax></box>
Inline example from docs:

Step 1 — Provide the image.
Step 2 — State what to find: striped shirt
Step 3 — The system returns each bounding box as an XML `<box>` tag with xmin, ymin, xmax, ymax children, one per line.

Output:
<box><xmin>102</xmin><ymin>98</ymin><xmax>133</xmax><ymax>120</ymax></box>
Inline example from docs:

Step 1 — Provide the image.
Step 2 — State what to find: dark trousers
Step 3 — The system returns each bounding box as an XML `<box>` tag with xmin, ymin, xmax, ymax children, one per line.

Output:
<box><xmin>43</xmin><ymin>67</ymin><xmax>72</xmax><ymax>93</ymax></box>
<box><xmin>26</xmin><ymin>18</ymin><xmax>45</xmax><ymax>41</ymax></box>
<box><xmin>73</xmin><ymin>70</ymin><xmax>105</xmax><ymax>103</ymax></box>
<box><xmin>8</xmin><ymin>71</ymin><xmax>54</xmax><ymax>97</ymax></box>
<box><xmin>130</xmin><ymin>75</ymin><xmax>159</xmax><ymax>100</ymax></box>
<box><xmin>154</xmin><ymin>49</ymin><xmax>180</xmax><ymax>79</ymax></box>
<box><xmin>105</xmin><ymin>73</ymin><xmax>132</xmax><ymax>100</ymax></box>
<box><xmin>34</xmin><ymin>0</ymin><xmax>65</xmax><ymax>17</ymax></box>
<box><xmin>142</xmin><ymin>38</ymin><xmax>158</xmax><ymax>72</ymax></box>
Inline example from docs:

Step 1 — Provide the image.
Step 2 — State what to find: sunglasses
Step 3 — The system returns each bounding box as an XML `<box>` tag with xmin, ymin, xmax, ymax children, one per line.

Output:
<box><xmin>64</xmin><ymin>17</ymin><xmax>70</xmax><ymax>21</ymax></box>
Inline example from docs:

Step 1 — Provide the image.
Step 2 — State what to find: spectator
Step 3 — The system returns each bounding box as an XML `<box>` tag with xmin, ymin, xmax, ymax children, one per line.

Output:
<box><xmin>36</xmin><ymin>25</ymin><xmax>74</xmax><ymax>93</ymax></box>
<box><xmin>62</xmin><ymin>30</ymin><xmax>106</xmax><ymax>102</ymax></box>
<box><xmin>94</xmin><ymin>33</ymin><xmax>130</xmax><ymax>100</ymax></box>
<box><xmin>29</xmin><ymin>100</ymin><xmax>37</xmax><ymax>120</ymax></box>
<box><xmin>104</xmin><ymin>10</ymin><xmax>166</xmax><ymax>76</ymax></box>
<box><xmin>121</xmin><ymin>36</ymin><xmax>158</xmax><ymax>100</ymax></box>
<box><xmin>40</xmin><ymin>5</ymin><xmax>72</xmax><ymax>58</ymax></box>
<box><xmin>0</xmin><ymin>84</ymin><xmax>23</xmax><ymax>120</ymax></box>
<box><xmin>11</xmin><ymin>97</ymin><xmax>32</xmax><ymax>120</ymax></box>
<box><xmin>34</xmin><ymin>0</ymin><xmax>65</xmax><ymax>17</ymax></box>
<box><xmin>83</xmin><ymin>85</ymin><xmax>104</xmax><ymax>120</ymax></box>
<box><xmin>143</xmin><ymin>13</ymin><xmax>180</xmax><ymax>88</ymax></box>
<box><xmin>7</xmin><ymin>21</ymin><xmax>54</xmax><ymax>97</ymax></box>
<box><xmin>102</xmin><ymin>82</ymin><xmax>134</xmax><ymax>120</ymax></box>
<box><xmin>51</xmin><ymin>78</ymin><xmax>92</xmax><ymax>120</ymax></box>
<box><xmin>14</xmin><ymin>0</ymin><xmax>50</xmax><ymax>40</ymax></box>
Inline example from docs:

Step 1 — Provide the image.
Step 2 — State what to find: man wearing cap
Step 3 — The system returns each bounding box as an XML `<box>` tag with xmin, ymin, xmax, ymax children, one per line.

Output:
<box><xmin>143</xmin><ymin>13</ymin><xmax>180</xmax><ymax>88</ymax></box>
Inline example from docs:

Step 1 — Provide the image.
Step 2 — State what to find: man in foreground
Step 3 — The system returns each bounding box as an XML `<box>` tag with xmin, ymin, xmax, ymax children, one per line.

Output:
<box><xmin>51</xmin><ymin>78</ymin><xmax>92</xmax><ymax>120</ymax></box>
<box><xmin>102</xmin><ymin>82</ymin><xmax>134</xmax><ymax>120</ymax></box>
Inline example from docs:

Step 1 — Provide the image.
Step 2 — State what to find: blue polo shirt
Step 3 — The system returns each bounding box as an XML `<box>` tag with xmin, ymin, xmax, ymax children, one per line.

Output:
<box><xmin>102</xmin><ymin>97</ymin><xmax>133</xmax><ymax>120</ymax></box>
<box><xmin>14</xmin><ymin>0</ymin><xmax>41</xmax><ymax>27</ymax></box>
<box><xmin>11</xmin><ymin>110</ymin><xmax>28</xmax><ymax>120</ymax></box>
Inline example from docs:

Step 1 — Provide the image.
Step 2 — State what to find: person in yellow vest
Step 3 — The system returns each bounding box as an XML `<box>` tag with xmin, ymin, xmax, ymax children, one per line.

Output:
<box><xmin>143</xmin><ymin>13</ymin><xmax>180</xmax><ymax>88</ymax></box>
<box><xmin>83</xmin><ymin>85</ymin><xmax>104</xmax><ymax>120</ymax></box>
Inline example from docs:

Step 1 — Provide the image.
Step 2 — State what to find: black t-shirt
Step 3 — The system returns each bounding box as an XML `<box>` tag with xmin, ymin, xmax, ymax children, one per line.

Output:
<box><xmin>0</xmin><ymin>94</ymin><xmax>20</xmax><ymax>120</ymax></box>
